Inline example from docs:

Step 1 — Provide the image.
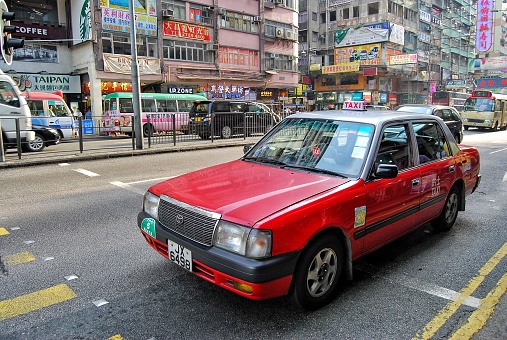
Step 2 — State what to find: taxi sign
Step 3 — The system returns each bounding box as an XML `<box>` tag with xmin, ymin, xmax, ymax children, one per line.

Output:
<box><xmin>343</xmin><ymin>100</ymin><xmax>366</xmax><ymax>110</ymax></box>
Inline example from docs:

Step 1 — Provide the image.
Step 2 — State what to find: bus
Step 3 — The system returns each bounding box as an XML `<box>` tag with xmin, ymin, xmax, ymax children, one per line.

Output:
<box><xmin>431</xmin><ymin>91</ymin><xmax>469</xmax><ymax>112</ymax></box>
<box><xmin>102</xmin><ymin>92</ymin><xmax>207</xmax><ymax>136</ymax></box>
<box><xmin>461</xmin><ymin>90</ymin><xmax>507</xmax><ymax>131</ymax></box>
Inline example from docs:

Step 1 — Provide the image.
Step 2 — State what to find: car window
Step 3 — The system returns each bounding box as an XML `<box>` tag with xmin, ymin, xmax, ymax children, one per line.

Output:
<box><xmin>27</xmin><ymin>100</ymin><xmax>44</xmax><ymax>116</ymax></box>
<box><xmin>415</xmin><ymin>122</ymin><xmax>450</xmax><ymax>165</ymax></box>
<box><xmin>375</xmin><ymin>123</ymin><xmax>411</xmax><ymax>171</ymax></box>
<box><xmin>0</xmin><ymin>81</ymin><xmax>20</xmax><ymax>108</ymax></box>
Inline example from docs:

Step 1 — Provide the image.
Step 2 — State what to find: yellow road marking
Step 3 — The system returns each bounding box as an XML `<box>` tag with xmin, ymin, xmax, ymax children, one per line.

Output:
<box><xmin>449</xmin><ymin>270</ymin><xmax>507</xmax><ymax>339</ymax></box>
<box><xmin>0</xmin><ymin>227</ymin><xmax>9</xmax><ymax>236</ymax></box>
<box><xmin>4</xmin><ymin>251</ymin><xmax>36</xmax><ymax>266</ymax></box>
<box><xmin>107</xmin><ymin>335</ymin><xmax>124</xmax><ymax>340</ymax></box>
<box><xmin>412</xmin><ymin>243</ymin><xmax>507</xmax><ymax>340</ymax></box>
<box><xmin>0</xmin><ymin>284</ymin><xmax>77</xmax><ymax>320</ymax></box>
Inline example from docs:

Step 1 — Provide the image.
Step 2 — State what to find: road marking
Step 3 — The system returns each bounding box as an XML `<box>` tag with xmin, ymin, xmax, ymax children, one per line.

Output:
<box><xmin>108</xmin><ymin>335</ymin><xmax>124</xmax><ymax>340</ymax></box>
<box><xmin>58</xmin><ymin>163</ymin><xmax>70</xmax><ymax>166</ymax></box>
<box><xmin>110</xmin><ymin>181</ymin><xmax>146</xmax><ymax>195</ymax></box>
<box><xmin>503</xmin><ymin>172</ymin><xmax>507</xmax><ymax>182</ymax></box>
<box><xmin>0</xmin><ymin>227</ymin><xmax>9</xmax><ymax>236</ymax></box>
<box><xmin>449</xmin><ymin>270</ymin><xmax>507</xmax><ymax>339</ymax></box>
<box><xmin>4</xmin><ymin>251</ymin><xmax>36</xmax><ymax>266</ymax></box>
<box><xmin>412</xmin><ymin>242</ymin><xmax>507</xmax><ymax>340</ymax></box>
<box><xmin>0</xmin><ymin>284</ymin><xmax>77</xmax><ymax>320</ymax></box>
<box><xmin>74</xmin><ymin>168</ymin><xmax>100</xmax><ymax>177</ymax></box>
<box><xmin>125</xmin><ymin>176</ymin><xmax>175</xmax><ymax>184</ymax></box>
<box><xmin>489</xmin><ymin>147</ymin><xmax>507</xmax><ymax>154</ymax></box>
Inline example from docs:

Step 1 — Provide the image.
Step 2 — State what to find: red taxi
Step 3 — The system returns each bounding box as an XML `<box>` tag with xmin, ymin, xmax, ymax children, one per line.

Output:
<box><xmin>137</xmin><ymin>103</ymin><xmax>481</xmax><ymax>310</ymax></box>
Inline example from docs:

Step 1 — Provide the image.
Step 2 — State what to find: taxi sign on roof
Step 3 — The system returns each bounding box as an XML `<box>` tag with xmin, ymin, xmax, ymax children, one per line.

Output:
<box><xmin>343</xmin><ymin>100</ymin><xmax>366</xmax><ymax>110</ymax></box>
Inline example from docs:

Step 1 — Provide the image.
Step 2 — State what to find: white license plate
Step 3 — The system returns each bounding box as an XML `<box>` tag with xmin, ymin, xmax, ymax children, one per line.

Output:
<box><xmin>168</xmin><ymin>239</ymin><xmax>192</xmax><ymax>272</ymax></box>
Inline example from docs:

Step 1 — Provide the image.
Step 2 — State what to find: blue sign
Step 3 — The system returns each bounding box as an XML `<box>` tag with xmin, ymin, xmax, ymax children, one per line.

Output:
<box><xmin>82</xmin><ymin>120</ymin><xmax>94</xmax><ymax>135</ymax></box>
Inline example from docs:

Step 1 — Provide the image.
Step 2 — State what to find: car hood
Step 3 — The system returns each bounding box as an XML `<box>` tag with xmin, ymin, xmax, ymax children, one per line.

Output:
<box><xmin>149</xmin><ymin>160</ymin><xmax>350</xmax><ymax>226</ymax></box>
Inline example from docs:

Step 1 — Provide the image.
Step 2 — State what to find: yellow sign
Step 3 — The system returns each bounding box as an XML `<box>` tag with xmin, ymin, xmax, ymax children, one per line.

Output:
<box><xmin>334</xmin><ymin>43</ymin><xmax>381</xmax><ymax>66</ymax></box>
<box><xmin>322</xmin><ymin>62</ymin><xmax>360</xmax><ymax>74</ymax></box>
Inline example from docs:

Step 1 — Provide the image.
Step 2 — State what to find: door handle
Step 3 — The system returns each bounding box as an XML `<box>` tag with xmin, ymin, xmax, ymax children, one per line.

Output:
<box><xmin>449</xmin><ymin>165</ymin><xmax>455</xmax><ymax>173</ymax></box>
<box><xmin>412</xmin><ymin>178</ymin><xmax>420</xmax><ymax>187</ymax></box>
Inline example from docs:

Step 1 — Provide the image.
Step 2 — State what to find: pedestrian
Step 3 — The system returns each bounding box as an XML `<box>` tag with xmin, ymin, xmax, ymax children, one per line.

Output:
<box><xmin>85</xmin><ymin>108</ymin><xmax>92</xmax><ymax>120</ymax></box>
<box><xmin>75</xmin><ymin>108</ymin><xmax>82</xmax><ymax>119</ymax></box>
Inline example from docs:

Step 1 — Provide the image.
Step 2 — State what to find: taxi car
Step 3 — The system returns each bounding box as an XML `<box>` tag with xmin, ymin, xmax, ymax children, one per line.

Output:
<box><xmin>137</xmin><ymin>103</ymin><xmax>481</xmax><ymax>310</ymax></box>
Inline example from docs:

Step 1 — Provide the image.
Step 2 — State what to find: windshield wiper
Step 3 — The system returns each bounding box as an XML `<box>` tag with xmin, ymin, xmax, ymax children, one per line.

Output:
<box><xmin>243</xmin><ymin>156</ymin><xmax>288</xmax><ymax>167</ymax></box>
<box><xmin>283</xmin><ymin>164</ymin><xmax>348</xmax><ymax>178</ymax></box>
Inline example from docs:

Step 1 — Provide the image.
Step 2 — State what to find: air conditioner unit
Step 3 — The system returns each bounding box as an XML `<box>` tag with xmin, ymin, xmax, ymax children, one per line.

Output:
<box><xmin>253</xmin><ymin>16</ymin><xmax>261</xmax><ymax>23</ymax></box>
<box><xmin>205</xmin><ymin>44</ymin><xmax>219</xmax><ymax>51</ymax></box>
<box><xmin>284</xmin><ymin>29</ymin><xmax>294</xmax><ymax>41</ymax></box>
<box><xmin>275</xmin><ymin>27</ymin><xmax>284</xmax><ymax>38</ymax></box>
<box><xmin>218</xmin><ymin>8</ymin><xmax>227</xmax><ymax>15</ymax></box>
<box><xmin>162</xmin><ymin>9</ymin><xmax>174</xmax><ymax>18</ymax></box>
<box><xmin>264</xmin><ymin>1</ymin><xmax>275</xmax><ymax>9</ymax></box>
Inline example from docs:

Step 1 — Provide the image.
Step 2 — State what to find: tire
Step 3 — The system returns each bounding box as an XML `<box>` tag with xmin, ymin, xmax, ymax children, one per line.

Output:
<box><xmin>431</xmin><ymin>186</ymin><xmax>460</xmax><ymax>232</ymax></box>
<box><xmin>143</xmin><ymin>124</ymin><xmax>154</xmax><ymax>137</ymax></box>
<box><xmin>290</xmin><ymin>234</ymin><xmax>344</xmax><ymax>310</ymax></box>
<box><xmin>464</xmin><ymin>126</ymin><xmax>469</xmax><ymax>131</ymax></box>
<box><xmin>221</xmin><ymin>125</ymin><xmax>232</xmax><ymax>139</ymax></box>
<box><xmin>490</xmin><ymin>121</ymin><xmax>498</xmax><ymax>131</ymax></box>
<box><xmin>24</xmin><ymin>133</ymin><xmax>46</xmax><ymax>152</ymax></box>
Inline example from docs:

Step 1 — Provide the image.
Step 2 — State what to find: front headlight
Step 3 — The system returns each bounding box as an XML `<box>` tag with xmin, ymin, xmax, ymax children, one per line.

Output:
<box><xmin>143</xmin><ymin>191</ymin><xmax>160</xmax><ymax>219</ymax></box>
<box><xmin>214</xmin><ymin>220</ymin><xmax>272</xmax><ymax>259</ymax></box>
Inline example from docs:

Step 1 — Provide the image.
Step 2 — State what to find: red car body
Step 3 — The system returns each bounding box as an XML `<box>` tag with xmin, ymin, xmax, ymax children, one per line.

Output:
<box><xmin>137</xmin><ymin>108</ymin><xmax>481</xmax><ymax>310</ymax></box>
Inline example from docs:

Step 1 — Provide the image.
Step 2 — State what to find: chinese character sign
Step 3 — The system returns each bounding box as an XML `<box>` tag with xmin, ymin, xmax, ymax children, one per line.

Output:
<box><xmin>476</xmin><ymin>0</ymin><xmax>494</xmax><ymax>52</ymax></box>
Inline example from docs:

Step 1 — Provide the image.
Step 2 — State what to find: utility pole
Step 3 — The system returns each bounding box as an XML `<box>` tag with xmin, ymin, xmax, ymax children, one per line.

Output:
<box><xmin>129</xmin><ymin>0</ymin><xmax>143</xmax><ymax>149</ymax></box>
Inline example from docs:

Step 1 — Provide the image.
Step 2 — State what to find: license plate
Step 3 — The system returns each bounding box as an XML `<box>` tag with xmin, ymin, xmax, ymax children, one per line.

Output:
<box><xmin>168</xmin><ymin>239</ymin><xmax>192</xmax><ymax>272</ymax></box>
<box><xmin>195</xmin><ymin>117</ymin><xmax>201</xmax><ymax>122</ymax></box>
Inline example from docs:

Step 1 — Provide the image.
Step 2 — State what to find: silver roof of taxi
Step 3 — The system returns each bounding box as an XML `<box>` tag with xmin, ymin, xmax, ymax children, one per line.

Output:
<box><xmin>288</xmin><ymin>109</ymin><xmax>442</xmax><ymax>126</ymax></box>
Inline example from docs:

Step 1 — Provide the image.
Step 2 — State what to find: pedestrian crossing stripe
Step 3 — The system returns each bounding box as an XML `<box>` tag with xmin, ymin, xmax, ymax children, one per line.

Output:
<box><xmin>5</xmin><ymin>251</ymin><xmax>36</xmax><ymax>266</ymax></box>
<box><xmin>0</xmin><ymin>228</ymin><xmax>9</xmax><ymax>236</ymax></box>
<box><xmin>0</xmin><ymin>284</ymin><xmax>77</xmax><ymax>320</ymax></box>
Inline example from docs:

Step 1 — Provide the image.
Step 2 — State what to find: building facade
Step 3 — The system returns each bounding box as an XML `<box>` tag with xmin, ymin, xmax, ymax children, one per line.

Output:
<box><xmin>298</xmin><ymin>0</ymin><xmax>476</xmax><ymax>110</ymax></box>
<box><xmin>2</xmin><ymin>0</ymin><xmax>299</xmax><ymax>116</ymax></box>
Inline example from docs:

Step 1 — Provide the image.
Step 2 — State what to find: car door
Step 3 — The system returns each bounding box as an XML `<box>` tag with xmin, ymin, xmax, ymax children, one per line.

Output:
<box><xmin>362</xmin><ymin>123</ymin><xmax>421</xmax><ymax>253</ymax></box>
<box><xmin>413</xmin><ymin>121</ymin><xmax>457</xmax><ymax>226</ymax></box>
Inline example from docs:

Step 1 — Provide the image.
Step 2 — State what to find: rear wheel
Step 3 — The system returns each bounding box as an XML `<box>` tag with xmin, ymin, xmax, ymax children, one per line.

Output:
<box><xmin>24</xmin><ymin>133</ymin><xmax>46</xmax><ymax>152</ymax></box>
<box><xmin>143</xmin><ymin>124</ymin><xmax>154</xmax><ymax>137</ymax></box>
<box><xmin>221</xmin><ymin>125</ymin><xmax>232</xmax><ymax>139</ymax></box>
<box><xmin>290</xmin><ymin>234</ymin><xmax>344</xmax><ymax>310</ymax></box>
<box><xmin>431</xmin><ymin>186</ymin><xmax>460</xmax><ymax>232</ymax></box>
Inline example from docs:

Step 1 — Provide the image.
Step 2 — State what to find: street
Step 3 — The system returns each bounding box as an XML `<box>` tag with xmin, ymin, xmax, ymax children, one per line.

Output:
<box><xmin>0</xmin><ymin>129</ymin><xmax>506</xmax><ymax>339</ymax></box>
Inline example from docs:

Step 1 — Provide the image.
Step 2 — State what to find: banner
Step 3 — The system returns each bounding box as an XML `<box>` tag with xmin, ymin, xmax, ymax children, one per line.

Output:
<box><xmin>389</xmin><ymin>54</ymin><xmax>418</xmax><ymax>65</ymax></box>
<box><xmin>103</xmin><ymin>54</ymin><xmax>161</xmax><ymax>75</ymax></box>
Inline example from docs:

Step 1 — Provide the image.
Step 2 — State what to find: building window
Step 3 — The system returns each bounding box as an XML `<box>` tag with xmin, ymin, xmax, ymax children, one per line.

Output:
<box><xmin>368</xmin><ymin>2</ymin><xmax>379</xmax><ymax>15</ymax></box>
<box><xmin>219</xmin><ymin>48</ymin><xmax>259</xmax><ymax>67</ymax></box>
<box><xmin>221</xmin><ymin>11</ymin><xmax>259</xmax><ymax>33</ymax></box>
<box><xmin>330</xmin><ymin>10</ymin><xmax>336</xmax><ymax>21</ymax></box>
<box><xmin>102</xmin><ymin>33</ymin><xmax>157</xmax><ymax>57</ymax></box>
<box><xmin>343</xmin><ymin>8</ymin><xmax>350</xmax><ymax>19</ymax></box>
<box><xmin>312</xmin><ymin>12</ymin><xmax>317</xmax><ymax>21</ymax></box>
<box><xmin>265</xmin><ymin>53</ymin><xmax>296</xmax><ymax>72</ymax></box>
<box><xmin>265</xmin><ymin>20</ymin><xmax>291</xmax><ymax>38</ymax></box>
<box><xmin>161</xmin><ymin>0</ymin><xmax>186</xmax><ymax>20</ymax></box>
<box><xmin>163</xmin><ymin>40</ymin><xmax>214</xmax><ymax>63</ymax></box>
<box><xmin>353</xmin><ymin>6</ymin><xmax>359</xmax><ymax>18</ymax></box>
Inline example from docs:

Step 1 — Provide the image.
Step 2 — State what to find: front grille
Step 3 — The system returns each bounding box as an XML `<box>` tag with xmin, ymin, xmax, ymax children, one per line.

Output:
<box><xmin>158</xmin><ymin>195</ymin><xmax>221</xmax><ymax>246</ymax></box>
<box><xmin>467</xmin><ymin>119</ymin><xmax>484</xmax><ymax>123</ymax></box>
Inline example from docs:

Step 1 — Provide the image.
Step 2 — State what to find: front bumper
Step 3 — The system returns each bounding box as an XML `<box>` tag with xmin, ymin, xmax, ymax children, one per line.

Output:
<box><xmin>137</xmin><ymin>211</ymin><xmax>299</xmax><ymax>300</ymax></box>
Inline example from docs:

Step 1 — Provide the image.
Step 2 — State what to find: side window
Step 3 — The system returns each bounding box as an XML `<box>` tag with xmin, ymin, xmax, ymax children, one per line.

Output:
<box><xmin>142</xmin><ymin>99</ymin><xmax>155</xmax><ymax>112</ymax></box>
<box><xmin>28</xmin><ymin>100</ymin><xmax>44</xmax><ymax>116</ymax></box>
<box><xmin>433</xmin><ymin>109</ymin><xmax>443</xmax><ymax>120</ymax></box>
<box><xmin>119</xmin><ymin>98</ymin><xmax>132</xmax><ymax>113</ymax></box>
<box><xmin>441</xmin><ymin>109</ymin><xmax>453</xmax><ymax>122</ymax></box>
<box><xmin>375</xmin><ymin>123</ymin><xmax>411</xmax><ymax>171</ymax></box>
<box><xmin>178</xmin><ymin>100</ymin><xmax>193</xmax><ymax>112</ymax></box>
<box><xmin>415</xmin><ymin>122</ymin><xmax>450</xmax><ymax>164</ymax></box>
<box><xmin>0</xmin><ymin>81</ymin><xmax>20</xmax><ymax>108</ymax></box>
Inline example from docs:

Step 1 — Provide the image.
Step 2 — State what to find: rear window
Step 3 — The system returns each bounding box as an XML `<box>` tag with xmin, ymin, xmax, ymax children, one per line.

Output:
<box><xmin>396</xmin><ymin>106</ymin><xmax>432</xmax><ymax>115</ymax></box>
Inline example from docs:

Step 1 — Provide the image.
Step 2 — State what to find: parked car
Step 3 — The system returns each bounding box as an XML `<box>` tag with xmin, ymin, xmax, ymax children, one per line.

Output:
<box><xmin>137</xmin><ymin>103</ymin><xmax>481</xmax><ymax>310</ymax></box>
<box><xmin>365</xmin><ymin>105</ymin><xmax>390</xmax><ymax>111</ymax></box>
<box><xmin>188</xmin><ymin>100</ymin><xmax>280</xmax><ymax>139</ymax></box>
<box><xmin>23</xmin><ymin>124</ymin><xmax>61</xmax><ymax>152</ymax></box>
<box><xmin>395</xmin><ymin>104</ymin><xmax>464</xmax><ymax>143</ymax></box>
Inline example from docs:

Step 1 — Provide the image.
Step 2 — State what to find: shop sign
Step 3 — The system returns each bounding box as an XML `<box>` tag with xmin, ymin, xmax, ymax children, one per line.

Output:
<box><xmin>100</xmin><ymin>0</ymin><xmax>157</xmax><ymax>15</ymax></box>
<box><xmin>363</xmin><ymin>67</ymin><xmax>377</xmax><ymax>76</ymax></box>
<box><xmin>260</xmin><ymin>90</ymin><xmax>274</xmax><ymax>97</ymax></box>
<box><xmin>204</xmin><ymin>84</ymin><xmax>251</xmax><ymax>99</ymax></box>
<box><xmin>12</xmin><ymin>23</ymin><xmax>66</xmax><ymax>40</ymax></box>
<box><xmin>389</xmin><ymin>54</ymin><xmax>418</xmax><ymax>65</ymax></box>
<box><xmin>476</xmin><ymin>78</ymin><xmax>507</xmax><ymax>89</ymax></box>
<box><xmin>420</xmin><ymin>10</ymin><xmax>431</xmax><ymax>23</ymax></box>
<box><xmin>163</xmin><ymin>21</ymin><xmax>211</xmax><ymax>41</ymax></box>
<box><xmin>102</xmin><ymin>8</ymin><xmax>157</xmax><ymax>36</ymax></box>
<box><xmin>323</xmin><ymin>62</ymin><xmax>360</xmax><ymax>74</ymax></box>
<box><xmin>168</xmin><ymin>87</ymin><xmax>194</xmax><ymax>94</ymax></box>
<box><xmin>379</xmin><ymin>92</ymin><xmax>388</xmax><ymax>103</ymax></box>
<box><xmin>82</xmin><ymin>81</ymin><xmax>133</xmax><ymax>94</ymax></box>
<box><xmin>388</xmin><ymin>93</ymin><xmax>398</xmax><ymax>105</ymax></box>
<box><xmin>334</xmin><ymin>26</ymin><xmax>389</xmax><ymax>47</ymax></box>
<box><xmin>9</xmin><ymin>74</ymin><xmax>81</xmax><ymax>93</ymax></box>
<box><xmin>335</xmin><ymin>43</ymin><xmax>381</xmax><ymax>66</ymax></box>
<box><xmin>475</xmin><ymin>0</ymin><xmax>494</xmax><ymax>52</ymax></box>
<box><xmin>103</xmin><ymin>53</ymin><xmax>161</xmax><ymax>75</ymax></box>
<box><xmin>446</xmin><ymin>80</ymin><xmax>466</xmax><ymax>88</ymax></box>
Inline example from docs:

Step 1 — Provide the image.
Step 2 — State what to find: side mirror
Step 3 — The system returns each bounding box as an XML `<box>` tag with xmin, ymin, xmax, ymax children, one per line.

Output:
<box><xmin>372</xmin><ymin>164</ymin><xmax>398</xmax><ymax>179</ymax></box>
<box><xmin>243</xmin><ymin>145</ymin><xmax>253</xmax><ymax>154</ymax></box>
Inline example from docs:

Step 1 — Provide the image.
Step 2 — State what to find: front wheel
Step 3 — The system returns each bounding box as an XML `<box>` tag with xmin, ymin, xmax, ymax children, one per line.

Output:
<box><xmin>290</xmin><ymin>234</ymin><xmax>344</xmax><ymax>310</ymax></box>
<box><xmin>431</xmin><ymin>186</ymin><xmax>460</xmax><ymax>232</ymax></box>
<box><xmin>143</xmin><ymin>124</ymin><xmax>154</xmax><ymax>137</ymax></box>
<box><xmin>23</xmin><ymin>133</ymin><xmax>46</xmax><ymax>152</ymax></box>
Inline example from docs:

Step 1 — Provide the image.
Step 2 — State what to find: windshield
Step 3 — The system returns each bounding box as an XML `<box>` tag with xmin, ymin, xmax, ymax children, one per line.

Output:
<box><xmin>464</xmin><ymin>98</ymin><xmax>493</xmax><ymax>111</ymax></box>
<box><xmin>396</xmin><ymin>106</ymin><xmax>432</xmax><ymax>115</ymax></box>
<box><xmin>243</xmin><ymin>118</ymin><xmax>375</xmax><ymax>178</ymax></box>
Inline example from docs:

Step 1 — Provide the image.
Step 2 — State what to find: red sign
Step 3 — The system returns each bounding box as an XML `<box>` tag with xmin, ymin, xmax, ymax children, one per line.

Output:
<box><xmin>363</xmin><ymin>67</ymin><xmax>378</xmax><ymax>76</ymax></box>
<box><xmin>163</xmin><ymin>21</ymin><xmax>211</xmax><ymax>41</ymax></box>
<box><xmin>82</xmin><ymin>82</ymin><xmax>133</xmax><ymax>94</ymax></box>
<box><xmin>476</xmin><ymin>0</ymin><xmax>494</xmax><ymax>52</ymax></box>
<box><xmin>343</xmin><ymin>100</ymin><xmax>366</xmax><ymax>110</ymax></box>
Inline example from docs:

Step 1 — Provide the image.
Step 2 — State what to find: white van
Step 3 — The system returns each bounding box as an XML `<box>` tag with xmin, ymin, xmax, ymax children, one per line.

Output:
<box><xmin>0</xmin><ymin>70</ymin><xmax>35</xmax><ymax>150</ymax></box>
<box><xmin>22</xmin><ymin>91</ymin><xmax>76</xmax><ymax>139</ymax></box>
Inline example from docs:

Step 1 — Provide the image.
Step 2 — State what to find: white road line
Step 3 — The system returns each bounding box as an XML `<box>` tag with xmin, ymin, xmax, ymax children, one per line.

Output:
<box><xmin>503</xmin><ymin>172</ymin><xmax>507</xmax><ymax>182</ymax></box>
<box><xmin>74</xmin><ymin>169</ymin><xmax>100</xmax><ymax>177</ymax></box>
<box><xmin>125</xmin><ymin>176</ymin><xmax>175</xmax><ymax>185</ymax></box>
<box><xmin>110</xmin><ymin>181</ymin><xmax>146</xmax><ymax>195</ymax></box>
<box><xmin>355</xmin><ymin>262</ymin><xmax>481</xmax><ymax>308</ymax></box>
<box><xmin>58</xmin><ymin>163</ymin><xmax>70</xmax><ymax>166</ymax></box>
<box><xmin>490</xmin><ymin>147</ymin><xmax>507</xmax><ymax>154</ymax></box>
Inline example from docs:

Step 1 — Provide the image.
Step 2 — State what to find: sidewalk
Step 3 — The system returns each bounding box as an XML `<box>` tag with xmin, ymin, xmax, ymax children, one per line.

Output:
<box><xmin>0</xmin><ymin>137</ymin><xmax>256</xmax><ymax>169</ymax></box>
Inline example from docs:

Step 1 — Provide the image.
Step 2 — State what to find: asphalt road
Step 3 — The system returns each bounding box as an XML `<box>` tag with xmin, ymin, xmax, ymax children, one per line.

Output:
<box><xmin>0</xmin><ymin>129</ymin><xmax>506</xmax><ymax>339</ymax></box>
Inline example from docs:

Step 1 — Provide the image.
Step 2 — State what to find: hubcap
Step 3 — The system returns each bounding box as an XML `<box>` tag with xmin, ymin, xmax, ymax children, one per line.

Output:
<box><xmin>29</xmin><ymin>137</ymin><xmax>44</xmax><ymax>151</ymax></box>
<box><xmin>306</xmin><ymin>247</ymin><xmax>337</xmax><ymax>297</ymax></box>
<box><xmin>445</xmin><ymin>192</ymin><xmax>458</xmax><ymax>224</ymax></box>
